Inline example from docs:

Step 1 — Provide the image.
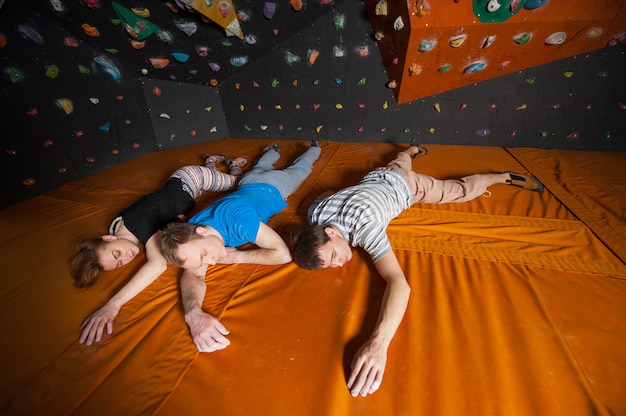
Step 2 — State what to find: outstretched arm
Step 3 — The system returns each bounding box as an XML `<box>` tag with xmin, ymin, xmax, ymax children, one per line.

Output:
<box><xmin>180</xmin><ymin>265</ymin><xmax>230</xmax><ymax>353</ymax></box>
<box><xmin>220</xmin><ymin>222</ymin><xmax>292</xmax><ymax>265</ymax></box>
<box><xmin>79</xmin><ymin>233</ymin><xmax>167</xmax><ymax>345</ymax></box>
<box><xmin>346</xmin><ymin>250</ymin><xmax>411</xmax><ymax>397</ymax></box>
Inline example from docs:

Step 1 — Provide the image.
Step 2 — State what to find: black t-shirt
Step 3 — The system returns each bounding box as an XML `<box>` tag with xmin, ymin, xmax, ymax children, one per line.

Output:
<box><xmin>113</xmin><ymin>178</ymin><xmax>195</xmax><ymax>245</ymax></box>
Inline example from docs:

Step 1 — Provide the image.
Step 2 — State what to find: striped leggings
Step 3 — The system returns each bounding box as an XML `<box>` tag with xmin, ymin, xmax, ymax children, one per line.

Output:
<box><xmin>170</xmin><ymin>164</ymin><xmax>241</xmax><ymax>199</ymax></box>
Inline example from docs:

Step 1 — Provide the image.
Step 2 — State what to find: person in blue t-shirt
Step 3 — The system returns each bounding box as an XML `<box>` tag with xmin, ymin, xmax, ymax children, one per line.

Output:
<box><xmin>160</xmin><ymin>141</ymin><xmax>321</xmax><ymax>353</ymax></box>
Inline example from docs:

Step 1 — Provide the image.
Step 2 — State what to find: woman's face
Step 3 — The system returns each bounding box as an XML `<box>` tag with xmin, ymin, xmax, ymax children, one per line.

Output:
<box><xmin>97</xmin><ymin>236</ymin><xmax>140</xmax><ymax>271</ymax></box>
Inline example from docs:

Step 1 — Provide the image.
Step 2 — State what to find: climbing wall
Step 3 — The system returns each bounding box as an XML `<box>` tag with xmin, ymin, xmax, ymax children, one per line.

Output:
<box><xmin>1</xmin><ymin>0</ymin><xmax>625</xmax><ymax>209</ymax></box>
<box><xmin>366</xmin><ymin>0</ymin><xmax>626</xmax><ymax>104</ymax></box>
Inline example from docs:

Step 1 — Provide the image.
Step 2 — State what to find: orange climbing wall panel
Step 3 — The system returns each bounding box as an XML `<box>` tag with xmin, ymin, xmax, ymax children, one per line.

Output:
<box><xmin>366</xmin><ymin>0</ymin><xmax>626</xmax><ymax>104</ymax></box>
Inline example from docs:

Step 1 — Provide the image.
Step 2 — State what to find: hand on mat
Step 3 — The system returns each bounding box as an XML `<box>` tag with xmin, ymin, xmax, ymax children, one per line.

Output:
<box><xmin>79</xmin><ymin>303</ymin><xmax>120</xmax><ymax>345</ymax></box>
<box><xmin>347</xmin><ymin>339</ymin><xmax>387</xmax><ymax>397</ymax></box>
<box><xmin>185</xmin><ymin>308</ymin><xmax>230</xmax><ymax>353</ymax></box>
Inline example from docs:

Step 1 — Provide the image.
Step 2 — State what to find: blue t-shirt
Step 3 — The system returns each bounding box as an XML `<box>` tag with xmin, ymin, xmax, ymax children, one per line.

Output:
<box><xmin>189</xmin><ymin>183</ymin><xmax>287</xmax><ymax>247</ymax></box>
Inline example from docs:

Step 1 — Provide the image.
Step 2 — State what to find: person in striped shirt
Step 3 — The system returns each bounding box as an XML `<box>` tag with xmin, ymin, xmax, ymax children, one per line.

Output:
<box><xmin>291</xmin><ymin>141</ymin><xmax>543</xmax><ymax>398</ymax></box>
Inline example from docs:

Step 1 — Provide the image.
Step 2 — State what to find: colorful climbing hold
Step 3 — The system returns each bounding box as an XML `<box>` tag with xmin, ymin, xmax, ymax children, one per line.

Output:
<box><xmin>81</xmin><ymin>23</ymin><xmax>100</xmax><ymax>37</ymax></box>
<box><xmin>290</xmin><ymin>0</ymin><xmax>303</xmax><ymax>11</ymax></box>
<box><xmin>172</xmin><ymin>52</ymin><xmax>190</xmax><ymax>63</ymax></box>
<box><xmin>438</xmin><ymin>64</ymin><xmax>451</xmax><ymax>73</ymax></box>
<box><xmin>308</xmin><ymin>50</ymin><xmax>319</xmax><ymax>65</ymax></box>
<box><xmin>56</xmin><ymin>98</ymin><xmax>74</xmax><ymax>115</ymax></box>
<box><xmin>18</xmin><ymin>25</ymin><xmax>44</xmax><ymax>44</ymax></box>
<box><xmin>482</xmin><ymin>35</ymin><xmax>496</xmax><ymax>48</ymax></box>
<box><xmin>230</xmin><ymin>56</ymin><xmax>248</xmax><ymax>68</ymax></box>
<box><xmin>264</xmin><ymin>2</ymin><xmax>277</xmax><ymax>19</ymax></box>
<box><xmin>149</xmin><ymin>58</ymin><xmax>170</xmax><ymax>69</ymax></box>
<box><xmin>449</xmin><ymin>34</ymin><xmax>467</xmax><ymax>48</ymax></box>
<box><xmin>64</xmin><ymin>37</ymin><xmax>79</xmax><ymax>47</ymax></box>
<box><xmin>545</xmin><ymin>32</ymin><xmax>566</xmax><ymax>45</ymax></box>
<box><xmin>94</xmin><ymin>55</ymin><xmax>121</xmax><ymax>81</ymax></box>
<box><xmin>418</xmin><ymin>39</ymin><xmax>436</xmax><ymax>52</ymax></box>
<box><xmin>176</xmin><ymin>21</ymin><xmax>197</xmax><ymax>36</ymax></box>
<box><xmin>5</xmin><ymin>67</ymin><xmax>24</xmax><ymax>83</ymax></box>
<box><xmin>334</xmin><ymin>14</ymin><xmax>346</xmax><ymax>30</ymax></box>
<box><xmin>45</xmin><ymin>66</ymin><xmax>59</xmax><ymax>79</ymax></box>
<box><xmin>463</xmin><ymin>61</ymin><xmax>486</xmax><ymax>73</ymax></box>
<box><xmin>285</xmin><ymin>52</ymin><xmax>300</xmax><ymax>64</ymax></box>
<box><xmin>513</xmin><ymin>32</ymin><xmax>531</xmax><ymax>44</ymax></box>
<box><xmin>409</xmin><ymin>63</ymin><xmax>423</xmax><ymax>76</ymax></box>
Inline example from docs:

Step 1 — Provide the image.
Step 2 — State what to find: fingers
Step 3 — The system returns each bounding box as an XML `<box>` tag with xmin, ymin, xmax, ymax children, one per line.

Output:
<box><xmin>191</xmin><ymin>320</ymin><xmax>231</xmax><ymax>353</ymax></box>
<box><xmin>215</xmin><ymin>321</ymin><xmax>230</xmax><ymax>336</ymax></box>
<box><xmin>194</xmin><ymin>333</ymin><xmax>231</xmax><ymax>353</ymax></box>
<box><xmin>78</xmin><ymin>317</ymin><xmax>113</xmax><ymax>346</ymax></box>
<box><xmin>347</xmin><ymin>358</ymin><xmax>383</xmax><ymax>397</ymax></box>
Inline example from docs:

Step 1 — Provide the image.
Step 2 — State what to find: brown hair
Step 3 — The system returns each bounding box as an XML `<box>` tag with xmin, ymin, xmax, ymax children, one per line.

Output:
<box><xmin>160</xmin><ymin>222</ymin><xmax>204</xmax><ymax>266</ymax></box>
<box><xmin>71</xmin><ymin>238</ymin><xmax>106</xmax><ymax>288</ymax></box>
<box><xmin>290</xmin><ymin>224</ymin><xmax>331</xmax><ymax>270</ymax></box>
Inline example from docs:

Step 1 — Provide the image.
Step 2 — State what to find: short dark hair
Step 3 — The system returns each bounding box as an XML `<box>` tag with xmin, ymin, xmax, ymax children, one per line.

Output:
<box><xmin>160</xmin><ymin>222</ymin><xmax>203</xmax><ymax>266</ymax></box>
<box><xmin>291</xmin><ymin>224</ymin><xmax>331</xmax><ymax>270</ymax></box>
<box><xmin>71</xmin><ymin>238</ymin><xmax>106</xmax><ymax>288</ymax></box>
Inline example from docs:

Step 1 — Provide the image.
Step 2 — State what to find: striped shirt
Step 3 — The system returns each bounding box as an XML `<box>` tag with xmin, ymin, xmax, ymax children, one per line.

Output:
<box><xmin>308</xmin><ymin>170</ymin><xmax>412</xmax><ymax>262</ymax></box>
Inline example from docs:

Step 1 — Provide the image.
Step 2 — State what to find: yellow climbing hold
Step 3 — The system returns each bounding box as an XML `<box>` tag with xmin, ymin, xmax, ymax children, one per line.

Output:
<box><xmin>275</xmin><ymin>105</ymin><xmax>282</xmax><ymax>110</ymax></box>
<box><xmin>204</xmin><ymin>106</ymin><xmax>212</xmax><ymax>112</ymax></box>
<box><xmin>382</xmin><ymin>101</ymin><xmax>388</xmax><ymax>109</ymax></box>
<box><xmin>240</xmin><ymin>105</ymin><xmax>245</xmax><ymax>111</ymax></box>
<box><xmin>429</xmin><ymin>128</ymin><xmax>435</xmax><ymax>134</ymax></box>
<box><xmin>563</xmin><ymin>71</ymin><xmax>574</xmax><ymax>78</ymax></box>
<box><xmin>56</xmin><ymin>98</ymin><xmax>74</xmax><ymax>115</ymax></box>
<box><xmin>516</xmin><ymin>104</ymin><xmax>527</xmax><ymax>110</ymax></box>
<box><xmin>316</xmin><ymin>125</ymin><xmax>323</xmax><ymax>133</ymax></box>
<box><xmin>131</xmin><ymin>7</ymin><xmax>150</xmax><ymax>17</ymax></box>
<box><xmin>335</xmin><ymin>104</ymin><xmax>343</xmax><ymax>109</ymax></box>
<box><xmin>434</xmin><ymin>103</ymin><xmax>440</xmax><ymax>112</ymax></box>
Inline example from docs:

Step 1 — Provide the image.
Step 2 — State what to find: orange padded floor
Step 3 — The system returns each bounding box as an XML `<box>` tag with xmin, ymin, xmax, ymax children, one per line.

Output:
<box><xmin>1</xmin><ymin>139</ymin><xmax>625</xmax><ymax>415</ymax></box>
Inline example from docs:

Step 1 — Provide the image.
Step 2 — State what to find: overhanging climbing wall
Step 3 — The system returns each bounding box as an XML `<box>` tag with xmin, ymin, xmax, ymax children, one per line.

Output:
<box><xmin>366</xmin><ymin>0</ymin><xmax>626</xmax><ymax>104</ymax></box>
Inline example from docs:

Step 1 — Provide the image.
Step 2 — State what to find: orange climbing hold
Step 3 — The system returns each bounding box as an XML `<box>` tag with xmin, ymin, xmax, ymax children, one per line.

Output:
<box><xmin>149</xmin><ymin>58</ymin><xmax>170</xmax><ymax>69</ymax></box>
<box><xmin>81</xmin><ymin>23</ymin><xmax>100</xmax><ymax>37</ymax></box>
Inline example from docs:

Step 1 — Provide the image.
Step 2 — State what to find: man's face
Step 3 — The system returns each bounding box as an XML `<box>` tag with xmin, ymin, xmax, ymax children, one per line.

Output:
<box><xmin>175</xmin><ymin>234</ymin><xmax>228</xmax><ymax>270</ymax></box>
<box><xmin>97</xmin><ymin>236</ymin><xmax>139</xmax><ymax>271</ymax></box>
<box><xmin>316</xmin><ymin>229</ymin><xmax>353</xmax><ymax>269</ymax></box>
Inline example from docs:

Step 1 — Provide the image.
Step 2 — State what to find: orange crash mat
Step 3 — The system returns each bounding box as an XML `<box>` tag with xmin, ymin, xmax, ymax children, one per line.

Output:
<box><xmin>1</xmin><ymin>139</ymin><xmax>625</xmax><ymax>415</ymax></box>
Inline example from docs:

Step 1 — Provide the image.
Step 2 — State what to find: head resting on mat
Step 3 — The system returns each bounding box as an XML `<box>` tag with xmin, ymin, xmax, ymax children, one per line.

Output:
<box><xmin>71</xmin><ymin>236</ymin><xmax>139</xmax><ymax>288</ymax></box>
<box><xmin>160</xmin><ymin>222</ymin><xmax>228</xmax><ymax>269</ymax></box>
<box><xmin>291</xmin><ymin>224</ymin><xmax>353</xmax><ymax>270</ymax></box>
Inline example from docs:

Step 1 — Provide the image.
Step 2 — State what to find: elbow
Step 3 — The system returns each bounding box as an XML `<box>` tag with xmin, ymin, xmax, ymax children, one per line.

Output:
<box><xmin>154</xmin><ymin>258</ymin><xmax>168</xmax><ymax>274</ymax></box>
<box><xmin>158</xmin><ymin>258</ymin><xmax>168</xmax><ymax>274</ymax></box>
<box><xmin>277</xmin><ymin>249</ymin><xmax>292</xmax><ymax>264</ymax></box>
<box><xmin>274</xmin><ymin>245</ymin><xmax>292</xmax><ymax>264</ymax></box>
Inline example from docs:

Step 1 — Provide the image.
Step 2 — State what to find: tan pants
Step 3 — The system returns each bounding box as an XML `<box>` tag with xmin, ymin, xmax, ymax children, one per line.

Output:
<box><xmin>379</xmin><ymin>151</ymin><xmax>488</xmax><ymax>204</ymax></box>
